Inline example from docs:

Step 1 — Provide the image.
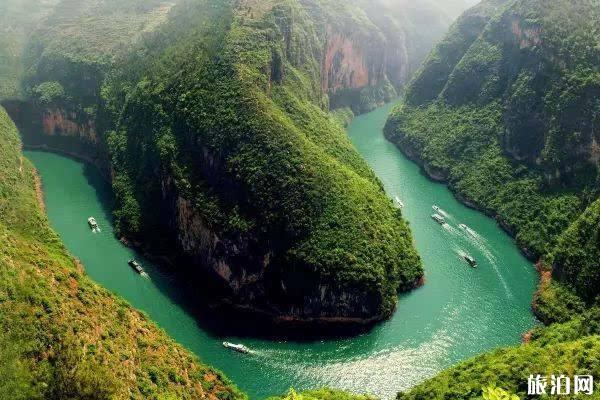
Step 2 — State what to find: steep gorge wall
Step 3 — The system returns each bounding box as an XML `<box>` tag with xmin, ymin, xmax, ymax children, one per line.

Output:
<box><xmin>3</xmin><ymin>99</ymin><xmax>110</xmax><ymax>175</ymax></box>
<box><xmin>322</xmin><ymin>31</ymin><xmax>377</xmax><ymax>92</ymax></box>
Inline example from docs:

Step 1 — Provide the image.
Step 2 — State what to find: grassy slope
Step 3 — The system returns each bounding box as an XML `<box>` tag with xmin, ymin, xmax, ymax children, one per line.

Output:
<box><xmin>0</xmin><ymin>105</ymin><xmax>244</xmax><ymax>399</ymax></box>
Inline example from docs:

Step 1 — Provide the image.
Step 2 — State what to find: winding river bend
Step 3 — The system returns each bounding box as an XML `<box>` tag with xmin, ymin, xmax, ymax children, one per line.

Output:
<box><xmin>25</xmin><ymin>102</ymin><xmax>537</xmax><ymax>399</ymax></box>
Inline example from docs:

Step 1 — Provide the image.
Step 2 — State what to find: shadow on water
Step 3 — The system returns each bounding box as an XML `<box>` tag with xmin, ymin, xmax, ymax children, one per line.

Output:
<box><xmin>82</xmin><ymin>163</ymin><xmax>115</xmax><ymax>223</ymax></box>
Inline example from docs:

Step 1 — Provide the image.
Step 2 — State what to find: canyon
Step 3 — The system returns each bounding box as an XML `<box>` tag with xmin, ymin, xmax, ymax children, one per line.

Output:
<box><xmin>3</xmin><ymin>0</ymin><xmax>463</xmax><ymax>327</ymax></box>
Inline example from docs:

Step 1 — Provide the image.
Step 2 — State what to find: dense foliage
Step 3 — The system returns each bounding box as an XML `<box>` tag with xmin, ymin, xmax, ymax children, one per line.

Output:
<box><xmin>269</xmin><ymin>388</ymin><xmax>376</xmax><ymax>400</ymax></box>
<box><xmin>98</xmin><ymin>0</ymin><xmax>423</xmax><ymax>319</ymax></box>
<box><xmin>0</xmin><ymin>105</ymin><xmax>244</xmax><ymax>399</ymax></box>
<box><xmin>386</xmin><ymin>0</ymin><xmax>600</xmax><ymax>397</ymax></box>
<box><xmin>386</xmin><ymin>0</ymin><xmax>600</xmax><ymax>313</ymax></box>
<box><xmin>551</xmin><ymin>199</ymin><xmax>600</xmax><ymax>304</ymax></box>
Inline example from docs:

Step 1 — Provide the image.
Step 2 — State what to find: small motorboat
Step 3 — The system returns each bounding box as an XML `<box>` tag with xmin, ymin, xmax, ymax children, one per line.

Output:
<box><xmin>394</xmin><ymin>196</ymin><xmax>405</xmax><ymax>208</ymax></box>
<box><xmin>223</xmin><ymin>342</ymin><xmax>250</xmax><ymax>354</ymax></box>
<box><xmin>87</xmin><ymin>217</ymin><xmax>99</xmax><ymax>231</ymax></box>
<box><xmin>463</xmin><ymin>254</ymin><xmax>477</xmax><ymax>267</ymax></box>
<box><xmin>128</xmin><ymin>259</ymin><xmax>145</xmax><ymax>274</ymax></box>
<box><xmin>432</xmin><ymin>205</ymin><xmax>441</xmax><ymax>212</ymax></box>
<box><xmin>431</xmin><ymin>213</ymin><xmax>445</xmax><ymax>224</ymax></box>
<box><xmin>459</xmin><ymin>223</ymin><xmax>468</xmax><ymax>230</ymax></box>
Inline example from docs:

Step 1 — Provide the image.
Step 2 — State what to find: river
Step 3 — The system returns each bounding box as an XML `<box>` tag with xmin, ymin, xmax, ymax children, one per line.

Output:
<box><xmin>24</xmin><ymin>102</ymin><xmax>537</xmax><ymax>399</ymax></box>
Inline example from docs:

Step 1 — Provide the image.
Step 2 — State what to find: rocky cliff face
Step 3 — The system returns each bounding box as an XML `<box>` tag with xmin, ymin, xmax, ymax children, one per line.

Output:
<box><xmin>304</xmin><ymin>0</ymin><xmax>462</xmax><ymax>114</ymax></box>
<box><xmin>322</xmin><ymin>31</ymin><xmax>378</xmax><ymax>93</ymax></box>
<box><xmin>156</xmin><ymin>144</ymin><xmax>400</xmax><ymax>327</ymax></box>
<box><xmin>41</xmin><ymin>108</ymin><xmax>98</xmax><ymax>143</ymax></box>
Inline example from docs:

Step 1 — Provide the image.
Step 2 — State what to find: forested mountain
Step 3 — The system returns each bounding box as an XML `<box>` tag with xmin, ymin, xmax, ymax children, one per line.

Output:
<box><xmin>16</xmin><ymin>0</ymin><xmax>600</xmax><ymax>398</ymax></box>
<box><xmin>385</xmin><ymin>0</ymin><xmax>600</xmax><ymax>397</ymax></box>
<box><xmin>0</xmin><ymin>0</ymin><xmax>60</xmax><ymax>99</ymax></box>
<box><xmin>387</xmin><ymin>0</ymin><xmax>600</xmax><ymax>321</ymax></box>
<box><xmin>2</xmin><ymin>0</ymin><xmax>467</xmax><ymax>328</ymax></box>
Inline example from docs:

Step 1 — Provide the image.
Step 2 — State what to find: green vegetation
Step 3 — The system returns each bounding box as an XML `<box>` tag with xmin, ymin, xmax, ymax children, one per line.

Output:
<box><xmin>0</xmin><ymin>105</ymin><xmax>244</xmax><ymax>399</ymax></box>
<box><xmin>0</xmin><ymin>0</ymin><xmax>59</xmax><ymax>99</ymax></box>
<box><xmin>99</xmin><ymin>0</ymin><xmax>423</xmax><ymax>319</ymax></box>
<box><xmin>551</xmin><ymin>199</ymin><xmax>600</xmax><ymax>304</ymax></box>
<box><xmin>396</xmin><ymin>333</ymin><xmax>600</xmax><ymax>399</ymax></box>
<box><xmin>386</xmin><ymin>0</ymin><xmax>600</xmax><ymax>397</ymax></box>
<box><xmin>270</xmin><ymin>388</ymin><xmax>376</xmax><ymax>400</ymax></box>
<box><xmin>331</xmin><ymin>107</ymin><xmax>355</xmax><ymax>128</ymax></box>
<box><xmin>386</xmin><ymin>102</ymin><xmax>583</xmax><ymax>258</ymax></box>
<box><xmin>32</xmin><ymin>81</ymin><xmax>66</xmax><ymax>105</ymax></box>
<box><xmin>482</xmin><ymin>386</ymin><xmax>519</xmax><ymax>400</ymax></box>
<box><xmin>15</xmin><ymin>0</ymin><xmax>428</xmax><ymax>321</ymax></box>
<box><xmin>386</xmin><ymin>0</ymin><xmax>600</xmax><ymax>311</ymax></box>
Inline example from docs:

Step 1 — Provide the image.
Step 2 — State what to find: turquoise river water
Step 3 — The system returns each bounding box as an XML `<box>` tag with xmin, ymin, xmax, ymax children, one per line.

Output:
<box><xmin>25</xmin><ymin>102</ymin><xmax>538</xmax><ymax>399</ymax></box>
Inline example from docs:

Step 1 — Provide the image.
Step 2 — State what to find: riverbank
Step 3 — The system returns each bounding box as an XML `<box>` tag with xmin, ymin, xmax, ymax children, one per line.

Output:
<box><xmin>382</xmin><ymin>125</ymin><xmax>548</xmax><ymax>326</ymax></box>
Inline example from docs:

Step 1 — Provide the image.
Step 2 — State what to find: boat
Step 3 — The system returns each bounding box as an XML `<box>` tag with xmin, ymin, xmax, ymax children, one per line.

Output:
<box><xmin>222</xmin><ymin>342</ymin><xmax>250</xmax><ymax>354</ymax></box>
<box><xmin>394</xmin><ymin>196</ymin><xmax>405</xmax><ymax>208</ymax></box>
<box><xmin>128</xmin><ymin>259</ymin><xmax>145</xmax><ymax>274</ymax></box>
<box><xmin>431</xmin><ymin>213</ymin><xmax>445</xmax><ymax>224</ymax></box>
<box><xmin>432</xmin><ymin>205</ymin><xmax>441</xmax><ymax>213</ymax></box>
<box><xmin>463</xmin><ymin>254</ymin><xmax>477</xmax><ymax>267</ymax></box>
<box><xmin>87</xmin><ymin>217</ymin><xmax>99</xmax><ymax>231</ymax></box>
<box><xmin>459</xmin><ymin>223</ymin><xmax>468</xmax><ymax>230</ymax></box>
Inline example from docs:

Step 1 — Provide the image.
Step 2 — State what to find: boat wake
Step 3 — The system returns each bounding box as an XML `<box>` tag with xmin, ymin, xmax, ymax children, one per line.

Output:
<box><xmin>442</xmin><ymin>223</ymin><xmax>459</xmax><ymax>236</ymax></box>
<box><xmin>455</xmin><ymin>228</ymin><xmax>513</xmax><ymax>298</ymax></box>
<box><xmin>454</xmin><ymin>247</ymin><xmax>466</xmax><ymax>258</ymax></box>
<box><xmin>436</xmin><ymin>208</ymin><xmax>449</xmax><ymax>218</ymax></box>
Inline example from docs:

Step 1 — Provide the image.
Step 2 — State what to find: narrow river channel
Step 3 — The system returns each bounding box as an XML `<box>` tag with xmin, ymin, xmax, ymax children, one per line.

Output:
<box><xmin>25</xmin><ymin>102</ymin><xmax>537</xmax><ymax>399</ymax></box>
